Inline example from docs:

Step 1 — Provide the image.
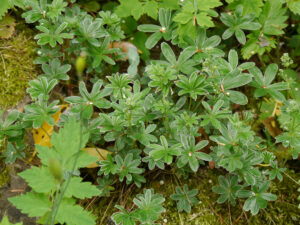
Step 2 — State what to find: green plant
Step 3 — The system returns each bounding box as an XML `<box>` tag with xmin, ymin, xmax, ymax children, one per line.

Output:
<box><xmin>238</xmin><ymin>181</ymin><xmax>277</xmax><ymax>215</ymax></box>
<box><xmin>221</xmin><ymin>5</ymin><xmax>261</xmax><ymax>44</ymax></box>
<box><xmin>174</xmin><ymin>0</ymin><xmax>222</xmax><ymax>40</ymax></box>
<box><xmin>9</xmin><ymin>117</ymin><xmax>100</xmax><ymax>225</ymax></box>
<box><xmin>250</xmin><ymin>64</ymin><xmax>288</xmax><ymax>102</ymax></box>
<box><xmin>213</xmin><ymin>175</ymin><xmax>242</xmax><ymax>206</ymax></box>
<box><xmin>2</xmin><ymin>0</ymin><xmax>300</xmax><ymax>224</ymax></box>
<box><xmin>111</xmin><ymin>189</ymin><xmax>165</xmax><ymax>225</ymax></box>
<box><xmin>115</xmin><ymin>0</ymin><xmax>178</xmax><ymax>20</ymax></box>
<box><xmin>170</xmin><ymin>184</ymin><xmax>199</xmax><ymax>213</ymax></box>
<box><xmin>138</xmin><ymin>8</ymin><xmax>173</xmax><ymax>49</ymax></box>
<box><xmin>0</xmin><ymin>0</ymin><xmax>25</xmax><ymax>20</ymax></box>
<box><xmin>177</xmin><ymin>135</ymin><xmax>211</xmax><ymax>172</ymax></box>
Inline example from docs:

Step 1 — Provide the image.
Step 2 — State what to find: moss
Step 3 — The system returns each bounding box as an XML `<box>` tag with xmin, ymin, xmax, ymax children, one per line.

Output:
<box><xmin>91</xmin><ymin>168</ymin><xmax>300</xmax><ymax>225</ymax></box>
<box><xmin>0</xmin><ymin>163</ymin><xmax>10</xmax><ymax>188</ymax></box>
<box><xmin>0</xmin><ymin>22</ymin><xmax>37</xmax><ymax>109</ymax></box>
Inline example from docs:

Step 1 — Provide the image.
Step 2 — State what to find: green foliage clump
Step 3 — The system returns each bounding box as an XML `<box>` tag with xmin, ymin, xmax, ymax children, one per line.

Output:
<box><xmin>9</xmin><ymin>117</ymin><xmax>100</xmax><ymax>225</ymax></box>
<box><xmin>1</xmin><ymin>0</ymin><xmax>300</xmax><ymax>225</ymax></box>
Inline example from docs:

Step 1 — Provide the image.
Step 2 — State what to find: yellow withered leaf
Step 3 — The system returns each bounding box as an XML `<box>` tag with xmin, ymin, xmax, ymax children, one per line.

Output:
<box><xmin>33</xmin><ymin>105</ymin><xmax>68</xmax><ymax>147</ymax></box>
<box><xmin>83</xmin><ymin>147</ymin><xmax>110</xmax><ymax>168</ymax></box>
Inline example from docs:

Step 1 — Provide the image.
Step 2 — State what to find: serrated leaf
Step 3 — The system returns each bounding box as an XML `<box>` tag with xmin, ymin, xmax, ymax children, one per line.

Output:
<box><xmin>195</xmin><ymin>12</ymin><xmax>214</xmax><ymax>27</ymax></box>
<box><xmin>260</xmin><ymin>0</ymin><xmax>288</xmax><ymax>36</ymax></box>
<box><xmin>63</xmin><ymin>177</ymin><xmax>101</xmax><ymax>199</ymax></box>
<box><xmin>56</xmin><ymin>198</ymin><xmax>96</xmax><ymax>225</ymax></box>
<box><xmin>0</xmin><ymin>0</ymin><xmax>10</xmax><ymax>20</ymax></box>
<box><xmin>288</xmin><ymin>0</ymin><xmax>300</xmax><ymax>15</ymax></box>
<box><xmin>227</xmin><ymin>0</ymin><xmax>263</xmax><ymax>17</ymax></box>
<box><xmin>9</xmin><ymin>193</ymin><xmax>51</xmax><ymax>217</ymax></box>
<box><xmin>50</xmin><ymin>117</ymin><xmax>89</xmax><ymax>166</ymax></box>
<box><xmin>19</xmin><ymin>166</ymin><xmax>57</xmax><ymax>193</ymax></box>
<box><xmin>111</xmin><ymin>206</ymin><xmax>135</xmax><ymax>225</ymax></box>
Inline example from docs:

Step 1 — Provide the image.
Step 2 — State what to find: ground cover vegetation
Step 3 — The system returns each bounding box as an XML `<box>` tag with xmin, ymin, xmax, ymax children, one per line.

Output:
<box><xmin>0</xmin><ymin>0</ymin><xmax>300</xmax><ymax>224</ymax></box>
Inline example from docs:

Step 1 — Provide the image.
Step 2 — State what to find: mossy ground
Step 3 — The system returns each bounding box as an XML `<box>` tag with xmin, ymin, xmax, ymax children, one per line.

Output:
<box><xmin>0</xmin><ymin>22</ymin><xmax>37</xmax><ymax>109</ymax></box>
<box><xmin>0</xmin><ymin>21</ymin><xmax>37</xmax><ymax>189</ymax></box>
<box><xmin>0</xmin><ymin>162</ymin><xmax>10</xmax><ymax>188</ymax></box>
<box><xmin>89</xmin><ymin>167</ymin><xmax>300</xmax><ymax>225</ymax></box>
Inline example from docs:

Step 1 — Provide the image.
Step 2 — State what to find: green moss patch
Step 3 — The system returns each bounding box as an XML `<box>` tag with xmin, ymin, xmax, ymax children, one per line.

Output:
<box><xmin>0</xmin><ymin>24</ymin><xmax>37</xmax><ymax>109</ymax></box>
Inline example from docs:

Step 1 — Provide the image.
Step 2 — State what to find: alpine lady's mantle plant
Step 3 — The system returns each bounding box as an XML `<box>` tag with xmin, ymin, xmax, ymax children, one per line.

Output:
<box><xmin>1</xmin><ymin>0</ymin><xmax>299</xmax><ymax>224</ymax></box>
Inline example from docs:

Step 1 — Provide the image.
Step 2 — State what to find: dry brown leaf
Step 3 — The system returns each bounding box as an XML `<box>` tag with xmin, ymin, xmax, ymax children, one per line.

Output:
<box><xmin>83</xmin><ymin>147</ymin><xmax>110</xmax><ymax>168</ymax></box>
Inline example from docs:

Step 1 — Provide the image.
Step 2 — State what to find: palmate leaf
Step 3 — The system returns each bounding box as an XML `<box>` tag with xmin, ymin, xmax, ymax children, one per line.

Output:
<box><xmin>56</xmin><ymin>198</ymin><xmax>96</xmax><ymax>225</ymax></box>
<box><xmin>227</xmin><ymin>0</ymin><xmax>264</xmax><ymax>17</ymax></box>
<box><xmin>34</xmin><ymin>22</ymin><xmax>73</xmax><ymax>47</ymax></box>
<box><xmin>249</xmin><ymin>64</ymin><xmax>288</xmax><ymax>101</ymax></box>
<box><xmin>41</xmin><ymin>58</ymin><xmax>71</xmax><ymax>80</ymax></box>
<box><xmin>9</xmin><ymin>193</ymin><xmax>52</xmax><ymax>218</ymax></box>
<box><xmin>50</xmin><ymin>117</ymin><xmax>91</xmax><ymax>169</ymax></box>
<box><xmin>112</xmin><ymin>189</ymin><xmax>165</xmax><ymax>225</ymax></box>
<box><xmin>176</xmin><ymin>72</ymin><xmax>207</xmax><ymax>100</ymax></box>
<box><xmin>117</xmin><ymin>154</ymin><xmax>144</xmax><ymax>180</ymax></box>
<box><xmin>63</xmin><ymin>176</ymin><xmax>101</xmax><ymax>199</ymax></box>
<box><xmin>130</xmin><ymin>123</ymin><xmax>157</xmax><ymax>146</ymax></box>
<box><xmin>111</xmin><ymin>206</ymin><xmax>135</xmax><ymax>225</ymax></box>
<box><xmin>174</xmin><ymin>0</ymin><xmax>222</xmax><ymax>40</ymax></box>
<box><xmin>18</xmin><ymin>166</ymin><xmax>57</xmax><ymax>194</ymax></box>
<box><xmin>138</xmin><ymin>8</ymin><xmax>173</xmax><ymax>49</ymax></box>
<box><xmin>238</xmin><ymin>181</ymin><xmax>277</xmax><ymax>215</ymax></box>
<box><xmin>212</xmin><ymin>175</ymin><xmax>242</xmax><ymax>205</ymax></box>
<box><xmin>0</xmin><ymin>0</ymin><xmax>11</xmax><ymax>20</ymax></box>
<box><xmin>259</xmin><ymin>0</ymin><xmax>288</xmax><ymax>36</ymax></box>
<box><xmin>148</xmin><ymin>136</ymin><xmax>181</xmax><ymax>165</ymax></box>
<box><xmin>221</xmin><ymin>5</ymin><xmax>261</xmax><ymax>44</ymax></box>
<box><xmin>170</xmin><ymin>184</ymin><xmax>198</xmax><ymax>213</ymax></box>
<box><xmin>177</xmin><ymin>136</ymin><xmax>211</xmax><ymax>172</ymax></box>
<box><xmin>159</xmin><ymin>42</ymin><xmax>198</xmax><ymax>74</ymax></box>
<box><xmin>288</xmin><ymin>0</ymin><xmax>300</xmax><ymax>15</ymax></box>
<box><xmin>115</xmin><ymin>0</ymin><xmax>159</xmax><ymax>20</ymax></box>
<box><xmin>27</xmin><ymin>77</ymin><xmax>58</xmax><ymax>100</ymax></box>
<box><xmin>133</xmin><ymin>189</ymin><xmax>165</xmax><ymax>223</ymax></box>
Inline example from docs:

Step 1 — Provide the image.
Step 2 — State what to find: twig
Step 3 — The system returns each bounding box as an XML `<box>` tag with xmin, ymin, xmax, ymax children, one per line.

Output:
<box><xmin>228</xmin><ymin>200</ymin><xmax>232</xmax><ymax>225</ymax></box>
<box><xmin>283</xmin><ymin>172</ymin><xmax>300</xmax><ymax>186</ymax></box>
<box><xmin>100</xmin><ymin>195</ymin><xmax>115</xmax><ymax>225</ymax></box>
<box><xmin>0</xmin><ymin>51</ymin><xmax>7</xmax><ymax>75</ymax></box>
<box><xmin>84</xmin><ymin>196</ymin><xmax>98</xmax><ymax>210</ymax></box>
<box><xmin>239</xmin><ymin>202</ymin><xmax>249</xmax><ymax>224</ymax></box>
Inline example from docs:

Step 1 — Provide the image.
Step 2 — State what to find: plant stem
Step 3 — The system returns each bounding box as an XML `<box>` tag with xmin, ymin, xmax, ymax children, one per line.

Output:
<box><xmin>47</xmin><ymin>112</ymin><xmax>84</xmax><ymax>225</ymax></box>
<box><xmin>283</xmin><ymin>171</ymin><xmax>300</xmax><ymax>186</ymax></box>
